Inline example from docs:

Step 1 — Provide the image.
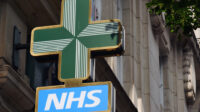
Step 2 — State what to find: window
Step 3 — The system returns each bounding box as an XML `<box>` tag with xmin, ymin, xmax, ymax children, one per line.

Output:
<box><xmin>91</xmin><ymin>0</ymin><xmax>101</xmax><ymax>21</ymax></box>
<box><xmin>116</xmin><ymin>0</ymin><xmax>123</xmax><ymax>85</ymax></box>
<box><xmin>116</xmin><ymin>56</ymin><xmax>123</xmax><ymax>85</ymax></box>
<box><xmin>159</xmin><ymin>57</ymin><xmax>164</xmax><ymax>109</ymax></box>
<box><xmin>117</xmin><ymin>0</ymin><xmax>122</xmax><ymax>21</ymax></box>
<box><xmin>12</xmin><ymin>26</ymin><xmax>21</xmax><ymax>70</ymax></box>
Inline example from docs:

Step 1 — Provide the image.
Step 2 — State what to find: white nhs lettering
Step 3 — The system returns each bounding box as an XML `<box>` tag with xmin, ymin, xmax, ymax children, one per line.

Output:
<box><xmin>44</xmin><ymin>90</ymin><xmax>102</xmax><ymax>111</ymax></box>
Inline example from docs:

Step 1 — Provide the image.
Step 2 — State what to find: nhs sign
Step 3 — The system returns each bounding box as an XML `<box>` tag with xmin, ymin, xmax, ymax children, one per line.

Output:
<box><xmin>35</xmin><ymin>82</ymin><xmax>111</xmax><ymax>112</ymax></box>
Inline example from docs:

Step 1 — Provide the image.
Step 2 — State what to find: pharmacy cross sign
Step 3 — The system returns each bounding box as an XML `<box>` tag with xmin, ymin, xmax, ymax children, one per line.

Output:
<box><xmin>30</xmin><ymin>0</ymin><xmax>122</xmax><ymax>82</ymax></box>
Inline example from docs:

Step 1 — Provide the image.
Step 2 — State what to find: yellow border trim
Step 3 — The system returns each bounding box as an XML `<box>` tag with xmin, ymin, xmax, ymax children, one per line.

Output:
<box><xmin>30</xmin><ymin>0</ymin><xmax>122</xmax><ymax>82</ymax></box>
<box><xmin>35</xmin><ymin>81</ymin><xmax>112</xmax><ymax>112</ymax></box>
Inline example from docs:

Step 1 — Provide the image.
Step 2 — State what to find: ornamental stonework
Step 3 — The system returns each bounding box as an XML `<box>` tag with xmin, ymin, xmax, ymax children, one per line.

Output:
<box><xmin>183</xmin><ymin>46</ymin><xmax>196</xmax><ymax>103</ymax></box>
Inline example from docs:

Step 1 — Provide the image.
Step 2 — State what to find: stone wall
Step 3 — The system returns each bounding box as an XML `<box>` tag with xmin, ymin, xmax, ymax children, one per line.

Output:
<box><xmin>99</xmin><ymin>0</ymin><xmax>195</xmax><ymax>112</ymax></box>
<box><xmin>0</xmin><ymin>2</ymin><xmax>27</xmax><ymax>76</ymax></box>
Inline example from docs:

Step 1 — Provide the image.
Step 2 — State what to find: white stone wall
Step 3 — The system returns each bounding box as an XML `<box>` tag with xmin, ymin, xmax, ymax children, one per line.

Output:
<box><xmin>98</xmin><ymin>0</ymin><xmax>192</xmax><ymax>112</ymax></box>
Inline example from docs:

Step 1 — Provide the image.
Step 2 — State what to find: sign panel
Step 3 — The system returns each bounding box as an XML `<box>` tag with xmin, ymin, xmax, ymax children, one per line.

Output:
<box><xmin>31</xmin><ymin>0</ymin><xmax>122</xmax><ymax>111</ymax></box>
<box><xmin>35</xmin><ymin>82</ymin><xmax>112</xmax><ymax>112</ymax></box>
<box><xmin>30</xmin><ymin>0</ymin><xmax>122</xmax><ymax>82</ymax></box>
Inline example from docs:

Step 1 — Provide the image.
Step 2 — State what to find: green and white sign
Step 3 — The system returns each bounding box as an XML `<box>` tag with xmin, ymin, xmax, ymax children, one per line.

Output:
<box><xmin>30</xmin><ymin>0</ymin><xmax>122</xmax><ymax>82</ymax></box>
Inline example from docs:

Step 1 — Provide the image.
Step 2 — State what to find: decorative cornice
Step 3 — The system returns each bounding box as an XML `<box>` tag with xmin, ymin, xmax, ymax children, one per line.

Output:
<box><xmin>183</xmin><ymin>46</ymin><xmax>196</xmax><ymax>103</ymax></box>
<box><xmin>150</xmin><ymin>14</ymin><xmax>165</xmax><ymax>37</ymax></box>
<box><xmin>149</xmin><ymin>14</ymin><xmax>170</xmax><ymax>56</ymax></box>
<box><xmin>0</xmin><ymin>64</ymin><xmax>35</xmax><ymax>111</ymax></box>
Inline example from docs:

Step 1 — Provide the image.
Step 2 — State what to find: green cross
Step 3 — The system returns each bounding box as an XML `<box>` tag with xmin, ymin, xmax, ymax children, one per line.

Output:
<box><xmin>30</xmin><ymin>0</ymin><xmax>122</xmax><ymax>82</ymax></box>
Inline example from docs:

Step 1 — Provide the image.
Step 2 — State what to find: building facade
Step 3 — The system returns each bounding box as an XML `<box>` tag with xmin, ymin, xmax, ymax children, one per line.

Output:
<box><xmin>0</xmin><ymin>0</ymin><xmax>200</xmax><ymax>112</ymax></box>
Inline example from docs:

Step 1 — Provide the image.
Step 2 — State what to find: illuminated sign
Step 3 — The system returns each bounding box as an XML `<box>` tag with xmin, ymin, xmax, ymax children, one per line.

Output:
<box><xmin>31</xmin><ymin>0</ymin><xmax>123</xmax><ymax>111</ymax></box>
<box><xmin>30</xmin><ymin>0</ymin><xmax>122</xmax><ymax>81</ymax></box>
<box><xmin>35</xmin><ymin>82</ymin><xmax>112</xmax><ymax>112</ymax></box>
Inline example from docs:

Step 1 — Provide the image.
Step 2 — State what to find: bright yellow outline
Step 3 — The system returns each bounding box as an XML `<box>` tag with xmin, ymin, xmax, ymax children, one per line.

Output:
<box><xmin>30</xmin><ymin>0</ymin><xmax>122</xmax><ymax>82</ymax></box>
<box><xmin>35</xmin><ymin>81</ymin><xmax>112</xmax><ymax>112</ymax></box>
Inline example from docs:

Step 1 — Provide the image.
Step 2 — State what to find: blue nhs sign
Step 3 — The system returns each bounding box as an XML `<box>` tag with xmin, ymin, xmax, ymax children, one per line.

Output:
<box><xmin>36</xmin><ymin>84</ymin><xmax>110</xmax><ymax>112</ymax></box>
